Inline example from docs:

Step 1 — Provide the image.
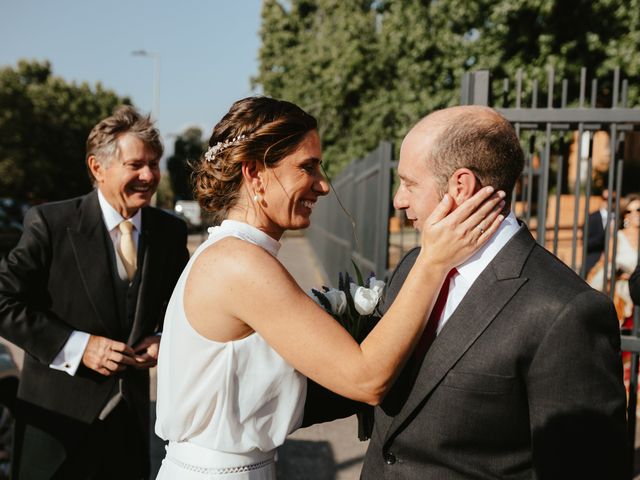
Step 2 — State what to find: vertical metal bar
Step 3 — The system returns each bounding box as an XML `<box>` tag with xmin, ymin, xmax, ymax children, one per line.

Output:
<box><xmin>532</xmin><ymin>79</ymin><xmax>539</xmax><ymax>108</ymax></box>
<box><xmin>547</xmin><ymin>67</ymin><xmax>555</xmax><ymax>108</ymax></box>
<box><xmin>503</xmin><ymin>78</ymin><xmax>509</xmax><ymax>108</ymax></box>
<box><xmin>622</xmin><ymin>79</ymin><xmax>629</xmax><ymax>108</ymax></box>
<box><xmin>518</xmin><ymin>128</ymin><xmax>526</xmax><ymax>217</ymax></box>
<box><xmin>601</xmin><ymin>124</ymin><xmax>618</xmax><ymax>293</ymax></box>
<box><xmin>461</xmin><ymin>72</ymin><xmax>470</xmax><ymax>105</ymax></box>
<box><xmin>579</xmin><ymin>67</ymin><xmax>586</xmax><ymax>108</ymax></box>
<box><xmin>629</xmin><ymin>335</ymin><xmax>640</xmax><ymax>476</ymax></box>
<box><xmin>581</xmin><ymin>135</ymin><xmax>595</xmax><ymax>276</ymax></box>
<box><xmin>526</xmin><ymin>135</ymin><xmax>536</xmax><ymax>226</ymax></box>
<box><xmin>612</xmin><ymin>67</ymin><xmax>620</xmax><ymax>108</ymax></box>
<box><xmin>561</xmin><ymin>79</ymin><xmax>568</xmax><ymax>108</ymax></box>
<box><xmin>378</xmin><ymin>142</ymin><xmax>392</xmax><ymax>277</ymax></box>
<box><xmin>553</xmin><ymin>138</ymin><xmax>565</xmax><ymax>255</ymax></box>
<box><xmin>574</xmin><ymin>126</ymin><xmax>585</xmax><ymax>272</ymax></box>
<box><xmin>574</xmin><ymin>68</ymin><xmax>588</xmax><ymax>271</ymax></box>
<box><xmin>591</xmin><ymin>78</ymin><xmax>598</xmax><ymax>107</ymax></box>
<box><xmin>472</xmin><ymin>70</ymin><xmax>491</xmax><ymax>106</ymax></box>
<box><xmin>608</xmin><ymin>159</ymin><xmax>623</xmax><ymax>298</ymax></box>
<box><xmin>516</xmin><ymin>69</ymin><xmax>523</xmax><ymax>109</ymax></box>
<box><xmin>536</xmin><ymin>124</ymin><xmax>552</xmax><ymax>245</ymax></box>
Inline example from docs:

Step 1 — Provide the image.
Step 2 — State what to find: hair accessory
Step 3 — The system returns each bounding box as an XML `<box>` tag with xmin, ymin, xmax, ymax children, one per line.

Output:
<box><xmin>204</xmin><ymin>134</ymin><xmax>247</xmax><ymax>162</ymax></box>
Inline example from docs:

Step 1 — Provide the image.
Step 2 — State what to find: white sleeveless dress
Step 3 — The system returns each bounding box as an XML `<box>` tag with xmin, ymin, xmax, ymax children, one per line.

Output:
<box><xmin>155</xmin><ymin>220</ymin><xmax>307</xmax><ymax>479</ymax></box>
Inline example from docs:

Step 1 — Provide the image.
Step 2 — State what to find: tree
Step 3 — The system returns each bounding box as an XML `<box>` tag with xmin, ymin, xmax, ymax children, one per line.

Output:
<box><xmin>166</xmin><ymin>127</ymin><xmax>205</xmax><ymax>201</ymax></box>
<box><xmin>254</xmin><ymin>0</ymin><xmax>640</xmax><ymax>175</ymax></box>
<box><xmin>255</xmin><ymin>0</ymin><xmax>379</xmax><ymax>176</ymax></box>
<box><xmin>0</xmin><ymin>60</ymin><xmax>130</xmax><ymax>201</ymax></box>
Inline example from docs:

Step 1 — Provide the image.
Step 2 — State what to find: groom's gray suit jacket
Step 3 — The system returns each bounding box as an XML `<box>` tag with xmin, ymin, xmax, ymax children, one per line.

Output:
<box><xmin>305</xmin><ymin>225</ymin><xmax>627</xmax><ymax>479</ymax></box>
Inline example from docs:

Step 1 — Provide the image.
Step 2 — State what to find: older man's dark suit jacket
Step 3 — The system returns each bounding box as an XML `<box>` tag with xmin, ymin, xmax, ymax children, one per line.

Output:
<box><xmin>0</xmin><ymin>190</ymin><xmax>189</xmax><ymax>474</ymax></box>
<box><xmin>585</xmin><ymin>210</ymin><xmax>606</xmax><ymax>274</ymax></box>
<box><xmin>305</xmin><ymin>226</ymin><xmax>627</xmax><ymax>479</ymax></box>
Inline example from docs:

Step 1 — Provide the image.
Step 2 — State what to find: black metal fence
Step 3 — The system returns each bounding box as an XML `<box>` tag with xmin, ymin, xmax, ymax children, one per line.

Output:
<box><xmin>307</xmin><ymin>142</ymin><xmax>394</xmax><ymax>284</ymax></box>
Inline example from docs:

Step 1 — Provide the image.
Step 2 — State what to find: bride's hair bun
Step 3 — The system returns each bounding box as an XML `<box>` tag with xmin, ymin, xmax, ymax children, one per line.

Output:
<box><xmin>193</xmin><ymin>96</ymin><xmax>318</xmax><ymax>222</ymax></box>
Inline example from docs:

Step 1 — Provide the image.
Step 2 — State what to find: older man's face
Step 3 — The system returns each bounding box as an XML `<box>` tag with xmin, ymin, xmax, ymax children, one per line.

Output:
<box><xmin>393</xmin><ymin>129</ymin><xmax>442</xmax><ymax>231</ymax></box>
<box><xmin>92</xmin><ymin>133</ymin><xmax>160</xmax><ymax>218</ymax></box>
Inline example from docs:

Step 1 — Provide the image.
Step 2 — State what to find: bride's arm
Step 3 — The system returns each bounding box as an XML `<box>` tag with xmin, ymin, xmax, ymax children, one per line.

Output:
<box><xmin>188</xmin><ymin>187</ymin><xmax>504</xmax><ymax>405</ymax></box>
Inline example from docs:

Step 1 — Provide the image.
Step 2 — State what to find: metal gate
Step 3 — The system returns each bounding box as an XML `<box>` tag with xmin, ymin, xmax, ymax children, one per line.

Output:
<box><xmin>462</xmin><ymin>67</ymin><xmax>640</xmax><ymax>458</ymax></box>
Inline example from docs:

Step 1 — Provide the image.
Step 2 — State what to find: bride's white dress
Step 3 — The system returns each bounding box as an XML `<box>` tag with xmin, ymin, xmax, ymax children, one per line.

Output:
<box><xmin>155</xmin><ymin>220</ymin><xmax>306</xmax><ymax>479</ymax></box>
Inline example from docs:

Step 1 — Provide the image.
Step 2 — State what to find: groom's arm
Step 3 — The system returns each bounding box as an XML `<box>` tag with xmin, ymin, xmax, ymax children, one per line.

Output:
<box><xmin>301</xmin><ymin>379</ymin><xmax>366</xmax><ymax>427</ymax></box>
<box><xmin>302</xmin><ymin>248</ymin><xmax>419</xmax><ymax>428</ymax></box>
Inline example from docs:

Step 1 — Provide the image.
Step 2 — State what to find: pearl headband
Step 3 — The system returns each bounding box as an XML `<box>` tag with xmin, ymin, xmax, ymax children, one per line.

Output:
<box><xmin>204</xmin><ymin>134</ymin><xmax>247</xmax><ymax>162</ymax></box>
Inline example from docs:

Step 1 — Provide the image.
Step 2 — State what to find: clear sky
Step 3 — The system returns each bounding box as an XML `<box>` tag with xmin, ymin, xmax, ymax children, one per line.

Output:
<box><xmin>0</xmin><ymin>0</ymin><xmax>264</xmax><ymax>161</ymax></box>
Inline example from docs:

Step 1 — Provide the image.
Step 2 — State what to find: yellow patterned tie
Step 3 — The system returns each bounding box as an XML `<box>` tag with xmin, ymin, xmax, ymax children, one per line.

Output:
<box><xmin>117</xmin><ymin>221</ymin><xmax>137</xmax><ymax>281</ymax></box>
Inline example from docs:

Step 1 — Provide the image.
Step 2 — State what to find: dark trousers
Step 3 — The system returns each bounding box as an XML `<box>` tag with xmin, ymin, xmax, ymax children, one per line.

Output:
<box><xmin>12</xmin><ymin>400</ymin><xmax>149</xmax><ymax>479</ymax></box>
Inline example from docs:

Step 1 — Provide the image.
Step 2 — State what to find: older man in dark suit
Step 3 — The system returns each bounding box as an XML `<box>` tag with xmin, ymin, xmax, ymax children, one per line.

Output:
<box><xmin>0</xmin><ymin>106</ymin><xmax>189</xmax><ymax>479</ymax></box>
<box><xmin>305</xmin><ymin>106</ymin><xmax>627</xmax><ymax>479</ymax></box>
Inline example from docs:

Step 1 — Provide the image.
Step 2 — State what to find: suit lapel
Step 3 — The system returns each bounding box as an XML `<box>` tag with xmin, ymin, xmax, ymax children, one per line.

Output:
<box><xmin>67</xmin><ymin>191</ymin><xmax>120</xmax><ymax>338</ymax></box>
<box><xmin>383</xmin><ymin>227</ymin><xmax>536</xmax><ymax>445</ymax></box>
<box><xmin>127</xmin><ymin>209</ymin><xmax>165</xmax><ymax>345</ymax></box>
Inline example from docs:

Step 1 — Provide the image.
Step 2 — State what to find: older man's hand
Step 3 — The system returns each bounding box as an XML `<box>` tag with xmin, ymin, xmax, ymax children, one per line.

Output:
<box><xmin>82</xmin><ymin>335</ymin><xmax>137</xmax><ymax>376</ymax></box>
<box><xmin>132</xmin><ymin>335</ymin><xmax>161</xmax><ymax>369</ymax></box>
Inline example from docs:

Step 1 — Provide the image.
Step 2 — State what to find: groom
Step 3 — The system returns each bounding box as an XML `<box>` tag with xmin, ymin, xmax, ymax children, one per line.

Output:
<box><xmin>304</xmin><ymin>105</ymin><xmax>627</xmax><ymax>479</ymax></box>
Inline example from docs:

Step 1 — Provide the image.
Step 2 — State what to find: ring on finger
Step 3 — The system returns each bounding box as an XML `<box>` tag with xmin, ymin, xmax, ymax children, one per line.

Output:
<box><xmin>477</xmin><ymin>225</ymin><xmax>485</xmax><ymax>234</ymax></box>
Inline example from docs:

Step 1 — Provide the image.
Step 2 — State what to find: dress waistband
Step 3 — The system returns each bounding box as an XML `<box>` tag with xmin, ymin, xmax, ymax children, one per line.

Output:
<box><xmin>165</xmin><ymin>441</ymin><xmax>275</xmax><ymax>469</ymax></box>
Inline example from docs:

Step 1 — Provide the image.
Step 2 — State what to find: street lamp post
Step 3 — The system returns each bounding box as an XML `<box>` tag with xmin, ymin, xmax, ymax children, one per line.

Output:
<box><xmin>131</xmin><ymin>49</ymin><xmax>160</xmax><ymax>121</ymax></box>
<box><xmin>132</xmin><ymin>50</ymin><xmax>161</xmax><ymax>208</ymax></box>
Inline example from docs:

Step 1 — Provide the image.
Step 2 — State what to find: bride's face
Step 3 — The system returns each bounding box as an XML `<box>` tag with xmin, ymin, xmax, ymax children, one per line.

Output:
<box><xmin>257</xmin><ymin>130</ymin><xmax>329</xmax><ymax>238</ymax></box>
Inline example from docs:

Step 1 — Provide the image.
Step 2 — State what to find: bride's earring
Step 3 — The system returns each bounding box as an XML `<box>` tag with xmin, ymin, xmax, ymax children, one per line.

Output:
<box><xmin>253</xmin><ymin>192</ymin><xmax>261</xmax><ymax>203</ymax></box>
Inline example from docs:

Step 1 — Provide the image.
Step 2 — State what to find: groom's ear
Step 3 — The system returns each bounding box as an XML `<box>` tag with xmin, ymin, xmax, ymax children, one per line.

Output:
<box><xmin>448</xmin><ymin>168</ymin><xmax>479</xmax><ymax>206</ymax></box>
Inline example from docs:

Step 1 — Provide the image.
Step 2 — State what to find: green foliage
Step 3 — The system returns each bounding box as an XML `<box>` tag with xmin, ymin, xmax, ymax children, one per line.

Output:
<box><xmin>0</xmin><ymin>59</ymin><xmax>130</xmax><ymax>201</ymax></box>
<box><xmin>166</xmin><ymin>126</ymin><xmax>205</xmax><ymax>201</ymax></box>
<box><xmin>254</xmin><ymin>0</ymin><xmax>640</xmax><ymax>175</ymax></box>
<box><xmin>155</xmin><ymin>174</ymin><xmax>175</xmax><ymax>210</ymax></box>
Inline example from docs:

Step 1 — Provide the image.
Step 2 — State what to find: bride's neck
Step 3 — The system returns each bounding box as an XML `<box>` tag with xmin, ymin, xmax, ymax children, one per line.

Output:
<box><xmin>226</xmin><ymin>206</ymin><xmax>284</xmax><ymax>241</ymax></box>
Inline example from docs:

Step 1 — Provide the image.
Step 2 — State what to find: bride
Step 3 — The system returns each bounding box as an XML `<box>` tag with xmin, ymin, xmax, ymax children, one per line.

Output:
<box><xmin>155</xmin><ymin>96</ymin><xmax>505</xmax><ymax>479</ymax></box>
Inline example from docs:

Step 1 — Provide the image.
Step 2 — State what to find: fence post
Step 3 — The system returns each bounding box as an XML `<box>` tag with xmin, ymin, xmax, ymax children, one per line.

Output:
<box><xmin>376</xmin><ymin>142</ymin><xmax>393</xmax><ymax>278</ymax></box>
<box><xmin>460</xmin><ymin>70</ymin><xmax>491</xmax><ymax>106</ymax></box>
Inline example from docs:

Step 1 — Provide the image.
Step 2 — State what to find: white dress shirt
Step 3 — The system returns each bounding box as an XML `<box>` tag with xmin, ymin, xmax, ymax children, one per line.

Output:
<box><xmin>49</xmin><ymin>189</ymin><xmax>141</xmax><ymax>375</ymax></box>
<box><xmin>599</xmin><ymin>208</ymin><xmax>609</xmax><ymax>229</ymax></box>
<box><xmin>436</xmin><ymin>212</ymin><xmax>522</xmax><ymax>335</ymax></box>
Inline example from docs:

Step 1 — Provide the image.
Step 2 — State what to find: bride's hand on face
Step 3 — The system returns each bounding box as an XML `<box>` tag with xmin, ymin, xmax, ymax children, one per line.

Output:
<box><xmin>418</xmin><ymin>186</ymin><xmax>506</xmax><ymax>270</ymax></box>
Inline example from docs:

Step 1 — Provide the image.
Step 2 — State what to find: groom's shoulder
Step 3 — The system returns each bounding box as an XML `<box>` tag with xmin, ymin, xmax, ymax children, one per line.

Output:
<box><xmin>385</xmin><ymin>247</ymin><xmax>421</xmax><ymax>296</ymax></box>
<box><xmin>393</xmin><ymin>247</ymin><xmax>421</xmax><ymax>278</ymax></box>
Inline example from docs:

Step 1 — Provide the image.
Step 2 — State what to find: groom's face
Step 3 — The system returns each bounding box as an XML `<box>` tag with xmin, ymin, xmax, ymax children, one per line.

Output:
<box><xmin>394</xmin><ymin>129</ymin><xmax>443</xmax><ymax>231</ymax></box>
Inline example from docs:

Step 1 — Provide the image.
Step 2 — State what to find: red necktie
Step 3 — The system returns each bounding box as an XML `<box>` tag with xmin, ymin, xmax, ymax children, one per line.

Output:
<box><xmin>413</xmin><ymin>268</ymin><xmax>458</xmax><ymax>362</ymax></box>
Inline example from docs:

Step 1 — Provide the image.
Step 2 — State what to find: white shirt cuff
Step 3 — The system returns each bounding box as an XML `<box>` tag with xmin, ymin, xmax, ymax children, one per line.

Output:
<box><xmin>49</xmin><ymin>331</ymin><xmax>90</xmax><ymax>376</ymax></box>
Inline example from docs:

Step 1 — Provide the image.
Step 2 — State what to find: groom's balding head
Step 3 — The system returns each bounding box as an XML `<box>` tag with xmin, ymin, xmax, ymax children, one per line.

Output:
<box><xmin>394</xmin><ymin>106</ymin><xmax>523</xmax><ymax>229</ymax></box>
<box><xmin>409</xmin><ymin>106</ymin><xmax>524</xmax><ymax>200</ymax></box>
